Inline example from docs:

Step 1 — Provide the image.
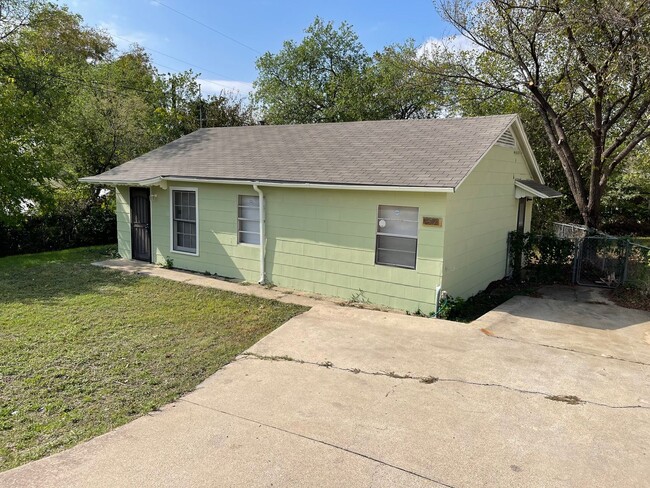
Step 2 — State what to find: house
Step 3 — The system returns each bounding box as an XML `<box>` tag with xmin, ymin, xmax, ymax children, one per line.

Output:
<box><xmin>81</xmin><ymin>114</ymin><xmax>561</xmax><ymax>314</ymax></box>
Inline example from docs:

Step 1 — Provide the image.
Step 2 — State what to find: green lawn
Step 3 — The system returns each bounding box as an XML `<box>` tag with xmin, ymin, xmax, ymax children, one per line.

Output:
<box><xmin>0</xmin><ymin>246</ymin><xmax>307</xmax><ymax>472</ymax></box>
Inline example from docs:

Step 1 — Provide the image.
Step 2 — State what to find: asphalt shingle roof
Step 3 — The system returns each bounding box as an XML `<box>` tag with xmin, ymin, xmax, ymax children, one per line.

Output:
<box><xmin>81</xmin><ymin>114</ymin><xmax>519</xmax><ymax>189</ymax></box>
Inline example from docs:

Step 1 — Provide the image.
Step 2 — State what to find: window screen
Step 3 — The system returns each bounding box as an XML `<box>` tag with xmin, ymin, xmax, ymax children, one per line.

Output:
<box><xmin>238</xmin><ymin>195</ymin><xmax>260</xmax><ymax>245</ymax></box>
<box><xmin>172</xmin><ymin>190</ymin><xmax>197</xmax><ymax>253</ymax></box>
<box><xmin>375</xmin><ymin>205</ymin><xmax>418</xmax><ymax>269</ymax></box>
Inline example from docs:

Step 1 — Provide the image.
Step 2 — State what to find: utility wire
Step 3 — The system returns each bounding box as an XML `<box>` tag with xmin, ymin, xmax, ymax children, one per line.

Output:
<box><xmin>149</xmin><ymin>0</ymin><xmax>262</xmax><ymax>55</ymax></box>
<box><xmin>111</xmin><ymin>33</ymin><xmax>238</xmax><ymax>82</ymax></box>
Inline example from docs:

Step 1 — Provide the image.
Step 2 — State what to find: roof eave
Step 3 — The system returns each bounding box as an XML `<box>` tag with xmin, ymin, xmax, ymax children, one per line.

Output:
<box><xmin>514</xmin><ymin>179</ymin><xmax>562</xmax><ymax>199</ymax></box>
<box><xmin>78</xmin><ymin>175</ymin><xmax>456</xmax><ymax>193</ymax></box>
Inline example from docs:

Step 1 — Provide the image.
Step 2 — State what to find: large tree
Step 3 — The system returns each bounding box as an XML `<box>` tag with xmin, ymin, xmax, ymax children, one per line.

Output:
<box><xmin>253</xmin><ymin>17</ymin><xmax>371</xmax><ymax>124</ymax></box>
<box><xmin>429</xmin><ymin>0</ymin><xmax>650</xmax><ymax>228</ymax></box>
<box><xmin>253</xmin><ymin>18</ymin><xmax>440</xmax><ymax>123</ymax></box>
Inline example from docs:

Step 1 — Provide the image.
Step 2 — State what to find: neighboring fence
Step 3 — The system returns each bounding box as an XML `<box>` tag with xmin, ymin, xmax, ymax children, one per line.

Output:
<box><xmin>506</xmin><ymin>224</ymin><xmax>650</xmax><ymax>291</ymax></box>
<box><xmin>553</xmin><ymin>222</ymin><xmax>591</xmax><ymax>239</ymax></box>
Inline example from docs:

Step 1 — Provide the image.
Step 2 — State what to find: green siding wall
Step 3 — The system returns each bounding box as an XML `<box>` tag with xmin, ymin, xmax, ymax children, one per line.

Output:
<box><xmin>263</xmin><ymin>188</ymin><xmax>445</xmax><ymax>312</ymax></box>
<box><xmin>116</xmin><ymin>183</ymin><xmax>446</xmax><ymax>313</ymax></box>
<box><xmin>441</xmin><ymin>145</ymin><xmax>534</xmax><ymax>298</ymax></box>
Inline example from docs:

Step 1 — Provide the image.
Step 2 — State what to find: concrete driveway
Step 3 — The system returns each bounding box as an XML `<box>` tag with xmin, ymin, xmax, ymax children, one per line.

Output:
<box><xmin>2</xmin><ymin>294</ymin><xmax>649</xmax><ymax>487</ymax></box>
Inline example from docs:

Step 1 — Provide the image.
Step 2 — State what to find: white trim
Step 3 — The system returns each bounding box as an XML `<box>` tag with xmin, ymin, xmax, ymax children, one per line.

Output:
<box><xmin>81</xmin><ymin>176</ymin><xmax>455</xmax><ymax>193</ymax></box>
<box><xmin>454</xmin><ymin>115</ymin><xmax>545</xmax><ymax>191</ymax></box>
<box><xmin>514</xmin><ymin>180</ymin><xmax>562</xmax><ymax>199</ymax></box>
<box><xmin>236</xmin><ymin>194</ymin><xmax>261</xmax><ymax>246</ymax></box>
<box><xmin>169</xmin><ymin>186</ymin><xmax>199</xmax><ymax>256</ymax></box>
<box><xmin>374</xmin><ymin>204</ymin><xmax>419</xmax><ymax>270</ymax></box>
<box><xmin>252</xmin><ymin>185</ymin><xmax>266</xmax><ymax>284</ymax></box>
<box><xmin>510</xmin><ymin>116</ymin><xmax>545</xmax><ymax>183</ymax></box>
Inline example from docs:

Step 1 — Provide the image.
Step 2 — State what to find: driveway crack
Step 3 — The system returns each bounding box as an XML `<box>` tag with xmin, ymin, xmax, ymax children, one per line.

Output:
<box><xmin>481</xmin><ymin>332</ymin><xmax>650</xmax><ymax>367</ymax></box>
<box><xmin>239</xmin><ymin>353</ymin><xmax>650</xmax><ymax>410</ymax></box>
<box><xmin>178</xmin><ymin>397</ymin><xmax>454</xmax><ymax>487</ymax></box>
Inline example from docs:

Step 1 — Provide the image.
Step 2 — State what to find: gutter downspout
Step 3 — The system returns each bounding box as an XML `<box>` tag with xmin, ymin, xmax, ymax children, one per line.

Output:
<box><xmin>252</xmin><ymin>184</ymin><xmax>266</xmax><ymax>284</ymax></box>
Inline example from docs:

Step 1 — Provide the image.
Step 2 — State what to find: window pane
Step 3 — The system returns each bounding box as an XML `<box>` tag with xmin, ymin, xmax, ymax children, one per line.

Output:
<box><xmin>376</xmin><ymin>248</ymin><xmax>416</xmax><ymax>269</ymax></box>
<box><xmin>238</xmin><ymin>194</ymin><xmax>260</xmax><ymax>245</ymax></box>
<box><xmin>377</xmin><ymin>205</ymin><xmax>418</xmax><ymax>237</ymax></box>
<box><xmin>239</xmin><ymin>195</ymin><xmax>259</xmax><ymax>207</ymax></box>
<box><xmin>239</xmin><ymin>206</ymin><xmax>260</xmax><ymax>220</ymax></box>
<box><xmin>375</xmin><ymin>205</ymin><xmax>418</xmax><ymax>269</ymax></box>
<box><xmin>377</xmin><ymin>235</ymin><xmax>417</xmax><ymax>254</ymax></box>
<box><xmin>172</xmin><ymin>190</ymin><xmax>197</xmax><ymax>252</ymax></box>
<box><xmin>376</xmin><ymin>236</ymin><xmax>416</xmax><ymax>268</ymax></box>
<box><xmin>239</xmin><ymin>231</ymin><xmax>260</xmax><ymax>245</ymax></box>
<box><xmin>239</xmin><ymin>219</ymin><xmax>259</xmax><ymax>233</ymax></box>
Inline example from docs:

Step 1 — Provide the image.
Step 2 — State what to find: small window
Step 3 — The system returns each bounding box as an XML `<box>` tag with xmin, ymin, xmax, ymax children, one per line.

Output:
<box><xmin>375</xmin><ymin>205</ymin><xmax>418</xmax><ymax>269</ymax></box>
<box><xmin>172</xmin><ymin>189</ymin><xmax>197</xmax><ymax>254</ymax></box>
<box><xmin>238</xmin><ymin>195</ymin><xmax>260</xmax><ymax>245</ymax></box>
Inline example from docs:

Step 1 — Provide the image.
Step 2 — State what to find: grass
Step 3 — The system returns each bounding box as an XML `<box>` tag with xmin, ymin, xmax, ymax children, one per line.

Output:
<box><xmin>0</xmin><ymin>246</ymin><xmax>307</xmax><ymax>472</ymax></box>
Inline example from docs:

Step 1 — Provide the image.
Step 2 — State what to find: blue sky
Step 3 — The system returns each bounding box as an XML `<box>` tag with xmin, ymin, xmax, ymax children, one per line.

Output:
<box><xmin>59</xmin><ymin>0</ymin><xmax>455</xmax><ymax>96</ymax></box>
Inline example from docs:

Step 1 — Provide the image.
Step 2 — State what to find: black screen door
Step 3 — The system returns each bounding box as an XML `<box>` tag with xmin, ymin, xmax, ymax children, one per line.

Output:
<box><xmin>516</xmin><ymin>198</ymin><xmax>527</xmax><ymax>233</ymax></box>
<box><xmin>130</xmin><ymin>187</ymin><xmax>151</xmax><ymax>262</ymax></box>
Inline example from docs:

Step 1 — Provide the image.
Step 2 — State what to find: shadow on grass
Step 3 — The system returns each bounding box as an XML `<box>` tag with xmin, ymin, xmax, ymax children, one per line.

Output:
<box><xmin>0</xmin><ymin>246</ymin><xmax>137</xmax><ymax>305</ymax></box>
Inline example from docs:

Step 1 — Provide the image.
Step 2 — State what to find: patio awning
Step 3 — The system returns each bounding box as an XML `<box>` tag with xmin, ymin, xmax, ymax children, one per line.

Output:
<box><xmin>515</xmin><ymin>179</ymin><xmax>562</xmax><ymax>199</ymax></box>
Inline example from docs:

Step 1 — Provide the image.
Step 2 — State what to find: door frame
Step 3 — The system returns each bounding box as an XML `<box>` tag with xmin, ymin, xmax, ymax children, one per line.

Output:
<box><xmin>129</xmin><ymin>187</ymin><xmax>152</xmax><ymax>262</ymax></box>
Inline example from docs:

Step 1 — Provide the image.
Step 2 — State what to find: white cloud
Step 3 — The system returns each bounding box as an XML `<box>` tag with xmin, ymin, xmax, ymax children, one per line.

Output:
<box><xmin>417</xmin><ymin>35</ymin><xmax>480</xmax><ymax>59</ymax></box>
<box><xmin>97</xmin><ymin>21</ymin><xmax>153</xmax><ymax>52</ymax></box>
<box><xmin>198</xmin><ymin>79</ymin><xmax>254</xmax><ymax>97</ymax></box>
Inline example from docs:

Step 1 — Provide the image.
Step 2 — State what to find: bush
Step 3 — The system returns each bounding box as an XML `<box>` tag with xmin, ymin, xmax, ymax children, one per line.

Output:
<box><xmin>0</xmin><ymin>194</ymin><xmax>116</xmax><ymax>257</ymax></box>
<box><xmin>508</xmin><ymin>231</ymin><xmax>575</xmax><ymax>283</ymax></box>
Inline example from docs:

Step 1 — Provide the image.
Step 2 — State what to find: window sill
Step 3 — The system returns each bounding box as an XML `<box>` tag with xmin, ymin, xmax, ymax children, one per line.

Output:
<box><xmin>375</xmin><ymin>262</ymin><xmax>417</xmax><ymax>271</ymax></box>
<box><xmin>170</xmin><ymin>249</ymin><xmax>199</xmax><ymax>257</ymax></box>
<box><xmin>237</xmin><ymin>242</ymin><xmax>260</xmax><ymax>247</ymax></box>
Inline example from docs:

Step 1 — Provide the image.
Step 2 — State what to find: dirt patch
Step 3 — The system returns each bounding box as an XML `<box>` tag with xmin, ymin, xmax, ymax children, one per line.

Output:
<box><xmin>610</xmin><ymin>286</ymin><xmax>650</xmax><ymax>312</ymax></box>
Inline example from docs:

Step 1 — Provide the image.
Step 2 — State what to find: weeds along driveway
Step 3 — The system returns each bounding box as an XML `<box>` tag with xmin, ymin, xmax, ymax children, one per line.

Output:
<box><xmin>2</xmin><ymin>298</ymin><xmax>649</xmax><ymax>488</ymax></box>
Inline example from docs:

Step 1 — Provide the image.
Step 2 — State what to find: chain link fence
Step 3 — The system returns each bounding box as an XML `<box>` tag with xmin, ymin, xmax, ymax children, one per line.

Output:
<box><xmin>506</xmin><ymin>223</ymin><xmax>650</xmax><ymax>292</ymax></box>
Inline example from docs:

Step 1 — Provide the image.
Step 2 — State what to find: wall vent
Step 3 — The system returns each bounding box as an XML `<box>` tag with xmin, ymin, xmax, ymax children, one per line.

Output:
<box><xmin>496</xmin><ymin>129</ymin><xmax>516</xmax><ymax>148</ymax></box>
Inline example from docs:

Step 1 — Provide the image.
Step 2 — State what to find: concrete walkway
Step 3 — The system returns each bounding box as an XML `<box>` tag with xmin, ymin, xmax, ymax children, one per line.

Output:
<box><xmin>2</xmin><ymin>263</ymin><xmax>649</xmax><ymax>487</ymax></box>
<box><xmin>90</xmin><ymin>258</ymin><xmax>330</xmax><ymax>308</ymax></box>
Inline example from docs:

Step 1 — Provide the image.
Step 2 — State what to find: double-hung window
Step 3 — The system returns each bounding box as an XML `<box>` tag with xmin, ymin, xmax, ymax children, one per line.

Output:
<box><xmin>238</xmin><ymin>195</ymin><xmax>260</xmax><ymax>245</ymax></box>
<box><xmin>172</xmin><ymin>189</ymin><xmax>197</xmax><ymax>254</ymax></box>
<box><xmin>375</xmin><ymin>205</ymin><xmax>418</xmax><ymax>269</ymax></box>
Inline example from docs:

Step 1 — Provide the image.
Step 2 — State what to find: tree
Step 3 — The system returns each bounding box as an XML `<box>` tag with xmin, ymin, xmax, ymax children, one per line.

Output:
<box><xmin>429</xmin><ymin>0</ymin><xmax>650</xmax><ymax>228</ymax></box>
<box><xmin>366</xmin><ymin>41</ymin><xmax>441</xmax><ymax>119</ymax></box>
<box><xmin>0</xmin><ymin>3</ymin><xmax>112</xmax><ymax>221</ymax></box>
<box><xmin>253</xmin><ymin>17</ymin><xmax>371</xmax><ymax>124</ymax></box>
<box><xmin>197</xmin><ymin>91</ymin><xmax>254</xmax><ymax>128</ymax></box>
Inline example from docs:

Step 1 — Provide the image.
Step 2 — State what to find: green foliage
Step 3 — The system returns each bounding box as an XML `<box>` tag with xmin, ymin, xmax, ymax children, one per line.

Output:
<box><xmin>438</xmin><ymin>280</ymin><xmax>539</xmax><ymax>323</ymax></box>
<box><xmin>162</xmin><ymin>256</ymin><xmax>174</xmax><ymax>269</ymax></box>
<box><xmin>0</xmin><ymin>3</ymin><xmax>253</xmax><ymax>252</ymax></box>
<box><xmin>431</xmin><ymin>0</ymin><xmax>650</xmax><ymax>229</ymax></box>
<box><xmin>253</xmin><ymin>18</ymin><xmax>440</xmax><ymax>124</ymax></box>
<box><xmin>0</xmin><ymin>189</ymin><xmax>116</xmax><ymax>257</ymax></box>
<box><xmin>508</xmin><ymin>232</ymin><xmax>575</xmax><ymax>282</ymax></box>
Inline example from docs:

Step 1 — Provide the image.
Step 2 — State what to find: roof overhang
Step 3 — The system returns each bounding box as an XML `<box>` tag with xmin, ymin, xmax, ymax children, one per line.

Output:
<box><xmin>515</xmin><ymin>179</ymin><xmax>562</xmax><ymax>199</ymax></box>
<box><xmin>78</xmin><ymin>175</ymin><xmax>456</xmax><ymax>193</ymax></box>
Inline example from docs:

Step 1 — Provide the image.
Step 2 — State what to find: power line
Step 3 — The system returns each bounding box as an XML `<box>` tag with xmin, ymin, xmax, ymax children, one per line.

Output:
<box><xmin>149</xmin><ymin>0</ymin><xmax>262</xmax><ymax>55</ymax></box>
<box><xmin>111</xmin><ymin>33</ymin><xmax>237</xmax><ymax>82</ymax></box>
<box><xmin>151</xmin><ymin>61</ymin><xmax>237</xmax><ymax>92</ymax></box>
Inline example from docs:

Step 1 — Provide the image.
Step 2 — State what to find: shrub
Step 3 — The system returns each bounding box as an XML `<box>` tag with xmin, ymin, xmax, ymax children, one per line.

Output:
<box><xmin>508</xmin><ymin>231</ymin><xmax>575</xmax><ymax>283</ymax></box>
<box><xmin>0</xmin><ymin>194</ymin><xmax>116</xmax><ymax>257</ymax></box>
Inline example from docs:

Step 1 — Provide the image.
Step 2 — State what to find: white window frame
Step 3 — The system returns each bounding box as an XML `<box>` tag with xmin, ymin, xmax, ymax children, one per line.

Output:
<box><xmin>237</xmin><ymin>194</ymin><xmax>260</xmax><ymax>246</ymax></box>
<box><xmin>169</xmin><ymin>186</ymin><xmax>199</xmax><ymax>256</ymax></box>
<box><xmin>375</xmin><ymin>204</ymin><xmax>419</xmax><ymax>270</ymax></box>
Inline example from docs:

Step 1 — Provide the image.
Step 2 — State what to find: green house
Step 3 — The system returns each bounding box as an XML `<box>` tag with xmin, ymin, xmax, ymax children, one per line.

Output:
<box><xmin>82</xmin><ymin>114</ymin><xmax>560</xmax><ymax>314</ymax></box>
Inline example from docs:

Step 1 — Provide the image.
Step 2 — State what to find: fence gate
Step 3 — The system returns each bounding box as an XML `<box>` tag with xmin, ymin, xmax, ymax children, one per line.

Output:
<box><xmin>574</xmin><ymin>236</ymin><xmax>629</xmax><ymax>288</ymax></box>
